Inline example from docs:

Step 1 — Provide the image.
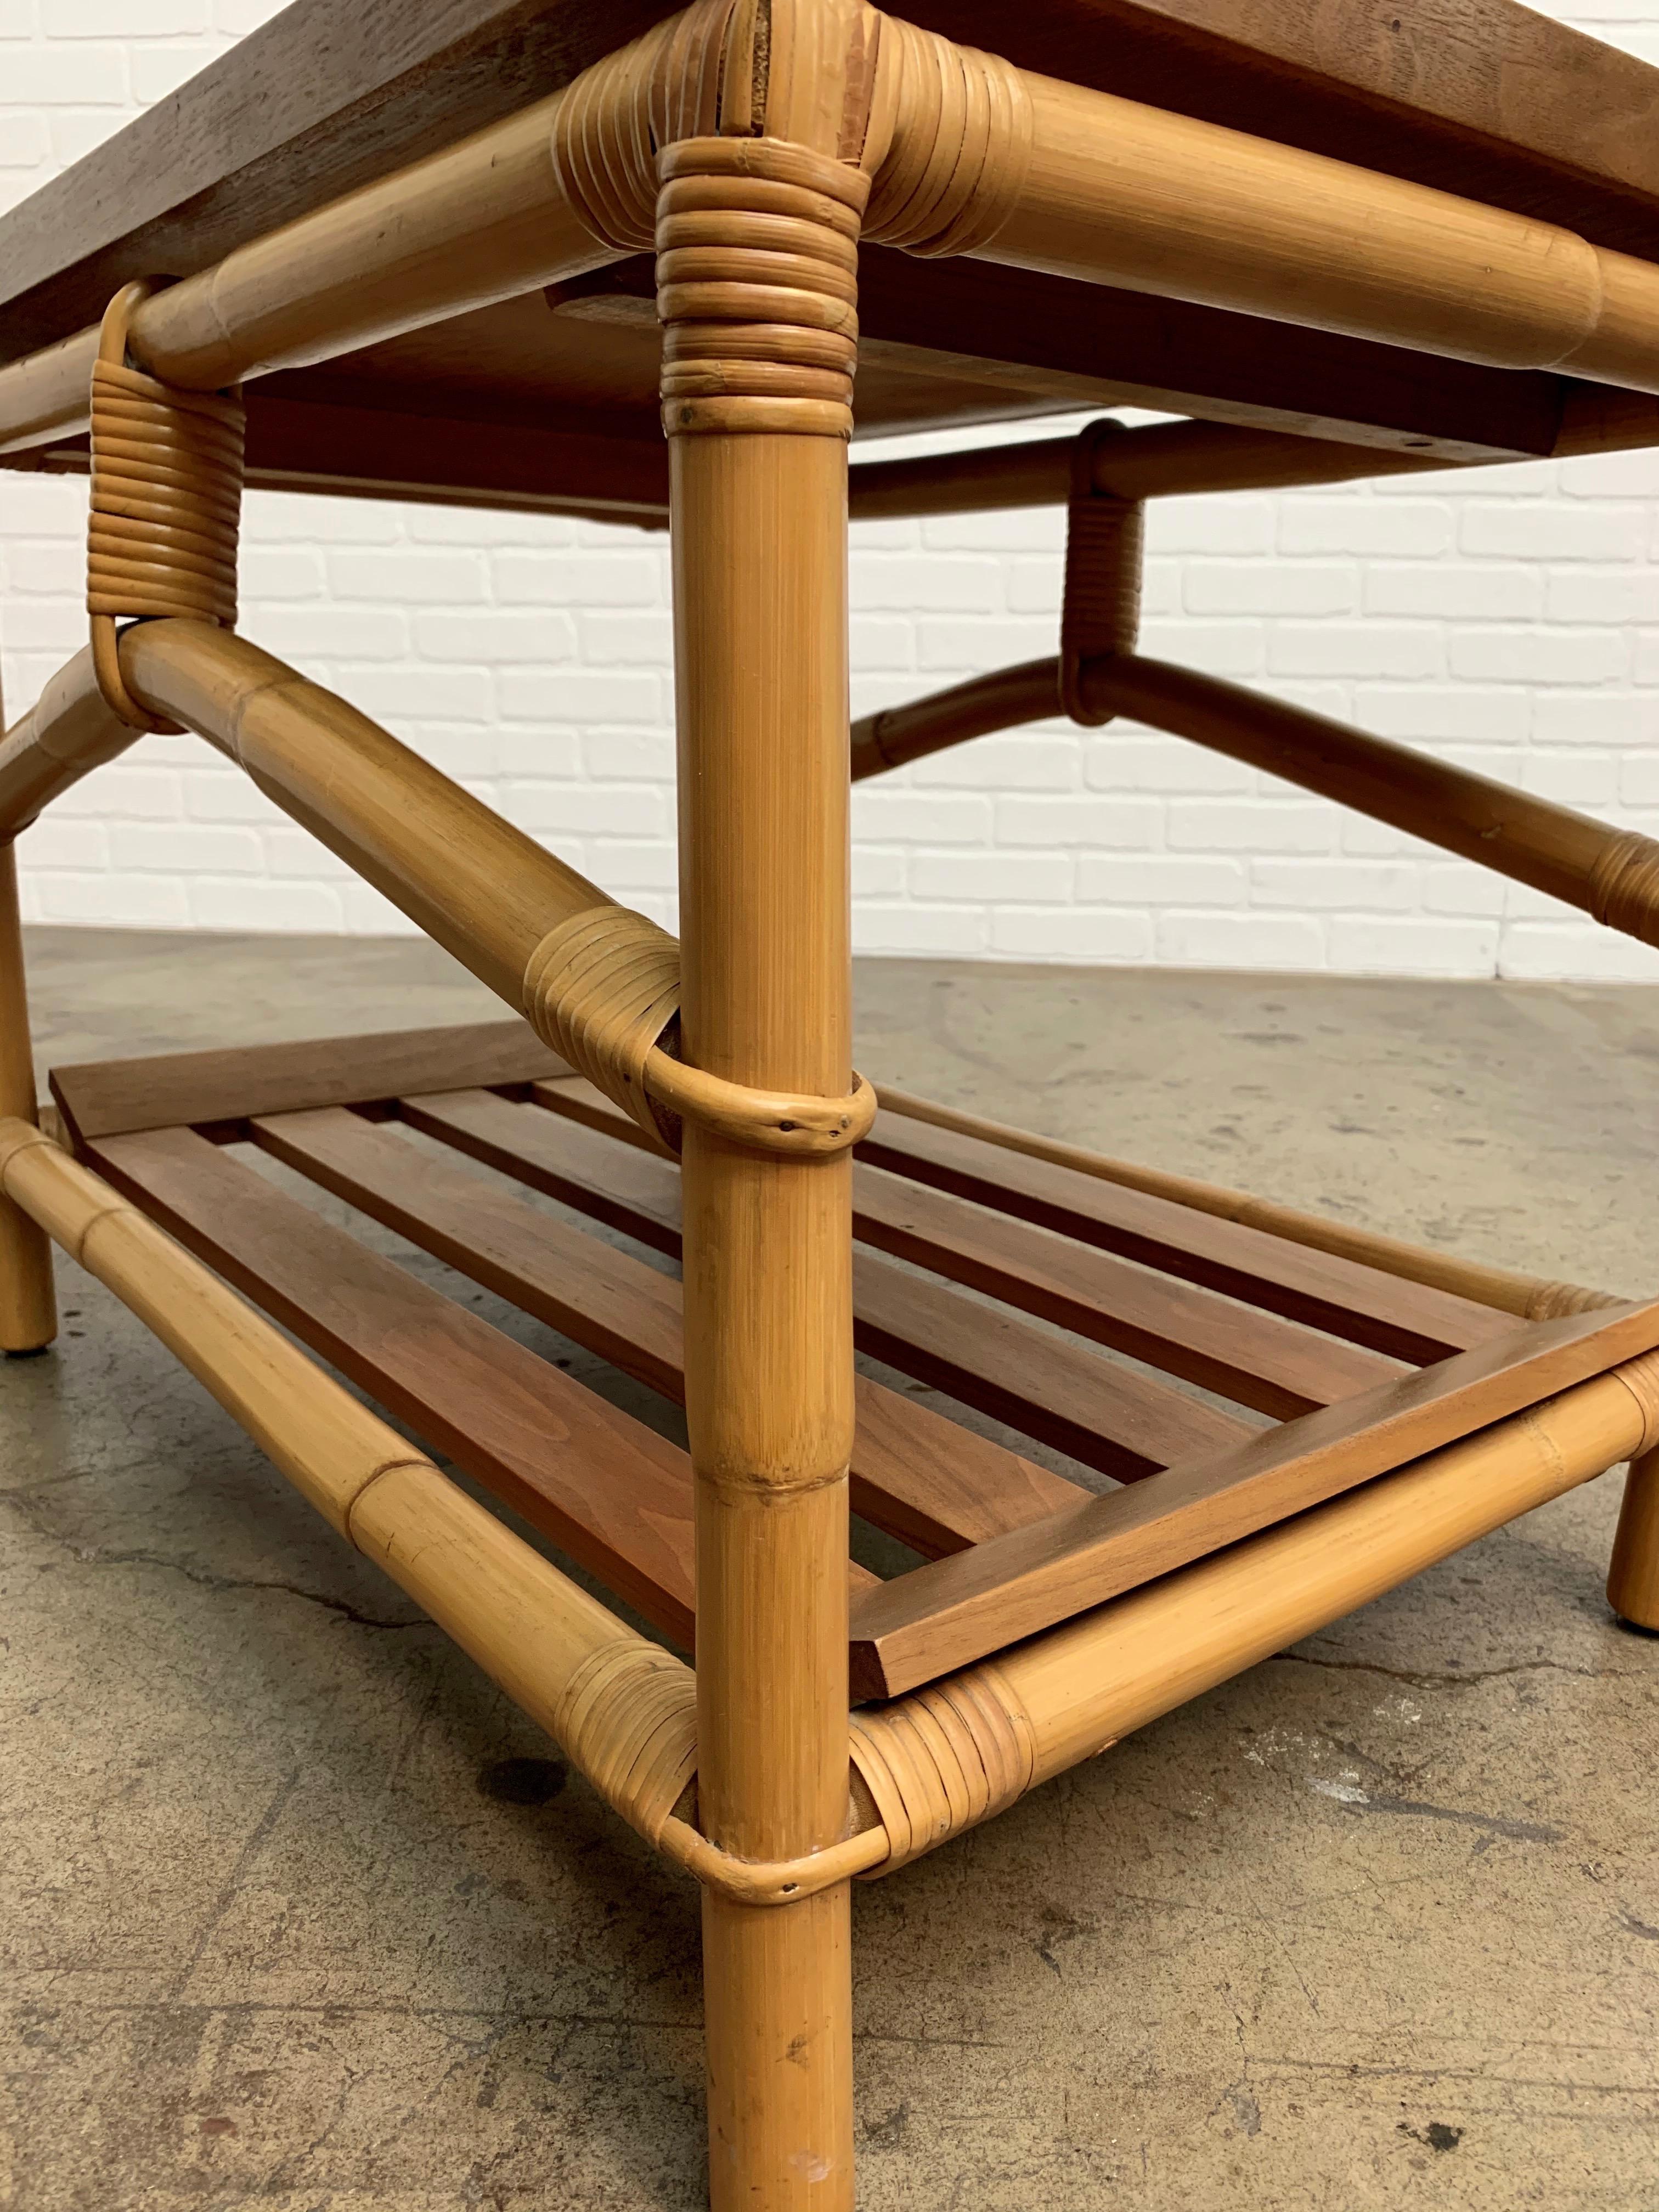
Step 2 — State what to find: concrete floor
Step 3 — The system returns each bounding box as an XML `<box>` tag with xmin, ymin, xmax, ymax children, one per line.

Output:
<box><xmin>3</xmin><ymin>929</ymin><xmax>1657</xmax><ymax>2211</ymax></box>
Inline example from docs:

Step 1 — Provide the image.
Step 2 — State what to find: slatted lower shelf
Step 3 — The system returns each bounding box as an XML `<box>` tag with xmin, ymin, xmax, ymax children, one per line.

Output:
<box><xmin>49</xmin><ymin>1019</ymin><xmax>1659</xmax><ymax>1701</ymax></box>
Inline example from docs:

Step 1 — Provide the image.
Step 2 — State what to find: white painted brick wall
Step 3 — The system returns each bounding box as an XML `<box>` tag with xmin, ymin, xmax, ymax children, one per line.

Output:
<box><xmin>4</xmin><ymin>0</ymin><xmax>1659</xmax><ymax>978</ymax></box>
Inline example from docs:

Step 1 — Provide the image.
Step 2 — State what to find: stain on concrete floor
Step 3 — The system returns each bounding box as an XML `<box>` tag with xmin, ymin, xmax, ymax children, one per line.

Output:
<box><xmin>2</xmin><ymin>931</ymin><xmax>1657</xmax><ymax>2210</ymax></box>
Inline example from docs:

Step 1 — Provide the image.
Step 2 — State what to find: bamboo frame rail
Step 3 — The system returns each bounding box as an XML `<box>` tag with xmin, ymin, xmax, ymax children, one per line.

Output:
<box><xmin>0</xmin><ymin>1113</ymin><xmax>884</xmax><ymax>1898</ymax></box>
<box><xmin>6</xmin><ymin>1114</ymin><xmax>1650</xmax><ymax>1895</ymax></box>
<box><xmin>843</xmin><ymin>419</ymin><xmax>1442</xmax><ymax>523</ymax></box>
<box><xmin>1092</xmin><ymin>656</ymin><xmax>1659</xmax><ymax>946</ymax></box>
<box><xmin>989</xmin><ymin>1350</ymin><xmax>1659</xmax><ymax>1782</ymax></box>
<box><xmin>983</xmin><ymin>66</ymin><xmax>1659</xmax><ymax>392</ymax></box>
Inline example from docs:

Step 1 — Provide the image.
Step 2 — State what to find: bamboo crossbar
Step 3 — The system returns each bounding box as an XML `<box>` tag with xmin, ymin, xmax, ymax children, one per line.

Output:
<box><xmin>843</xmin><ymin>421</ymin><xmax>1442</xmax><ymax>524</ymax></box>
<box><xmin>0</xmin><ymin>624</ymin><xmax>872</xmax><ymax>1159</ymax></box>
<box><xmin>848</xmin><ymin>398</ymin><xmax>1659</xmax><ymax>523</ymax></box>
<box><xmin>122</xmin><ymin>621</ymin><xmax>599</xmax><ymax>1003</ymax></box>
<box><xmin>0</xmin><ymin>648</ymin><xmax>136</xmax><ymax>837</ymax></box>
<box><xmin>851</xmin><ymin>650</ymin><xmax>1659</xmax><ymax>958</ymax></box>
<box><xmin>13</xmin><ymin>4</ymin><xmax>1659</xmax><ymax>460</ymax></box>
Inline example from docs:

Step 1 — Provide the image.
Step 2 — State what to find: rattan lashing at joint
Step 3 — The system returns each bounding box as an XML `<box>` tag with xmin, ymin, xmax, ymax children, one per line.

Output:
<box><xmin>1060</xmin><ymin>419</ymin><xmax>1146</xmax><ymax>727</ymax></box>
<box><xmin>655</xmin><ymin>136</ymin><xmax>870</xmax><ymax>440</ymax></box>
<box><xmin>86</xmin><ymin>281</ymin><xmax>246</xmax><ymax>733</ymax></box>
<box><xmin>522</xmin><ymin>904</ymin><xmax>876</xmax><ymax>1157</ymax></box>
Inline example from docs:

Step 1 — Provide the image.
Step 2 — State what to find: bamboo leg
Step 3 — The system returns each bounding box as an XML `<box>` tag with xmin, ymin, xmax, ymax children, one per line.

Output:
<box><xmin>1608</xmin><ymin>1449</ymin><xmax>1659</xmax><ymax>1629</ymax></box>
<box><xmin>0</xmin><ymin>837</ymin><xmax>54</xmax><ymax>1353</ymax></box>
<box><xmin>665</xmin><ymin>160</ymin><xmax>861</xmax><ymax>2204</ymax></box>
<box><xmin>677</xmin><ymin>430</ymin><xmax>856</xmax><ymax>2212</ymax></box>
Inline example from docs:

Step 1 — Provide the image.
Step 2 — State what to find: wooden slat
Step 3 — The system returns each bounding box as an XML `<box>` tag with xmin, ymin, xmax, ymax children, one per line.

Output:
<box><xmin>859</xmin><ymin>1110</ymin><xmax>1510</xmax><ymax>1363</ymax></box>
<box><xmin>81</xmin><ymin>1123</ymin><xmax>702</xmax><ymax>1646</ymax></box>
<box><xmin>49</xmin><ymin>1018</ymin><xmax>562</xmax><ymax>1143</ymax></box>
<box><xmin>849</xmin><ymin>1164</ymin><xmax>1407</xmax><ymax>1419</ymax></box>
<box><xmin>526</xmin><ymin>1073</ymin><xmax>1412</xmax><ymax>1423</ymax></box>
<box><xmin>405</xmin><ymin>1088</ymin><xmax>1255</xmax><ymax>1479</ymax></box>
<box><xmin>249</xmin><ymin>1104</ymin><xmax>1087</xmax><ymax>1558</ymax></box>
<box><xmin>848</xmin><ymin>1295</ymin><xmax>1659</xmax><ymax>1697</ymax></box>
<box><xmin>845</xmin><ymin>1250</ymin><xmax>1252</xmax><ymax>1479</ymax></box>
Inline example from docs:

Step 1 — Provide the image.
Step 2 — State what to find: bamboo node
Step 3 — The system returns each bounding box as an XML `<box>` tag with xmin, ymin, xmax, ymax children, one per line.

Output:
<box><xmin>554</xmin><ymin>1640</ymin><xmax>701</xmax><ymax>1848</ymax></box>
<box><xmin>864</xmin><ymin>20</ymin><xmax>1033</xmax><ymax>257</ymax></box>
<box><xmin>1062</xmin><ymin>421</ymin><xmax>1144</xmax><ymax>726</ymax></box>
<box><xmin>1588</xmin><ymin>828</ymin><xmax>1659</xmax><ymax>946</ymax></box>
<box><xmin>848</xmin><ymin>1657</ymin><xmax>1036</xmax><ymax>1872</ymax></box>
<box><xmin>86</xmin><ymin>282</ymin><xmax>244</xmax><ymax>732</ymax></box>
<box><xmin>657</xmin><ymin>137</ymin><xmax>870</xmax><ymax>437</ymax></box>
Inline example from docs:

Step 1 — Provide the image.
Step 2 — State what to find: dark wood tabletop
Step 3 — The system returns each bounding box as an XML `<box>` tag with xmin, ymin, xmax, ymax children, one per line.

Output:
<box><xmin>3</xmin><ymin>0</ymin><xmax>1656</xmax><ymax>481</ymax></box>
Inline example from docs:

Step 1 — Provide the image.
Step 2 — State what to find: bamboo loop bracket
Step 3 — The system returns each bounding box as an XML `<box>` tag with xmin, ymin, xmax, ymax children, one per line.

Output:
<box><xmin>1060</xmin><ymin>419</ymin><xmax>1144</xmax><ymax>726</ymax></box>
<box><xmin>522</xmin><ymin>904</ymin><xmax>877</xmax><ymax>1156</ymax></box>
<box><xmin>87</xmin><ymin>284</ymin><xmax>244</xmax><ymax>732</ymax></box>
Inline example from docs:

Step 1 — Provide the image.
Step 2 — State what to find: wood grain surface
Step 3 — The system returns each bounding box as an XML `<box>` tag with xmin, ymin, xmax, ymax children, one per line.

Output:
<box><xmin>859</xmin><ymin>1109</ymin><xmax>1510</xmax><ymax>1362</ymax></box>
<box><xmin>850</xmin><ymin>1295</ymin><xmax>1659</xmax><ymax>1695</ymax></box>
<box><xmin>249</xmin><ymin>1102</ymin><xmax>1088</xmax><ymax>1559</ymax></box>
<box><xmin>50</xmin><ymin>1018</ymin><xmax>564</xmax><ymax>1143</ymax></box>
<box><xmin>405</xmin><ymin>1085</ymin><xmax>1257</xmax><ymax>1479</ymax></box>
<box><xmin>83</xmin><ymin>1122</ymin><xmax>708</xmax><ymax>1645</ymax></box>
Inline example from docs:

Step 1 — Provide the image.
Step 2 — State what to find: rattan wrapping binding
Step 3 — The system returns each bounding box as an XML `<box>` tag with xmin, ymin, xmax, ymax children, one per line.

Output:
<box><xmin>1060</xmin><ymin>420</ymin><xmax>1144</xmax><ymax>726</ymax></box>
<box><xmin>1587</xmin><ymin>827</ymin><xmax>1659</xmax><ymax>946</ymax></box>
<box><xmin>862</xmin><ymin>20</ymin><xmax>1033</xmax><ymax>257</ymax></box>
<box><xmin>522</xmin><ymin>901</ymin><xmax>878</xmax><ymax>1155</ymax></box>
<box><xmin>523</xmin><ymin>904</ymin><xmax>684</xmax><ymax>1149</ymax></box>
<box><xmin>553</xmin><ymin>1640</ymin><xmax>702</xmax><ymax>1847</ymax></box>
<box><xmin>848</xmin><ymin>1657</ymin><xmax>1037</xmax><ymax>1871</ymax></box>
<box><xmin>86</xmin><ymin>282</ymin><xmax>244</xmax><ymax>732</ymax></box>
<box><xmin>657</xmin><ymin>136</ymin><xmax>870</xmax><ymax>439</ymax></box>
